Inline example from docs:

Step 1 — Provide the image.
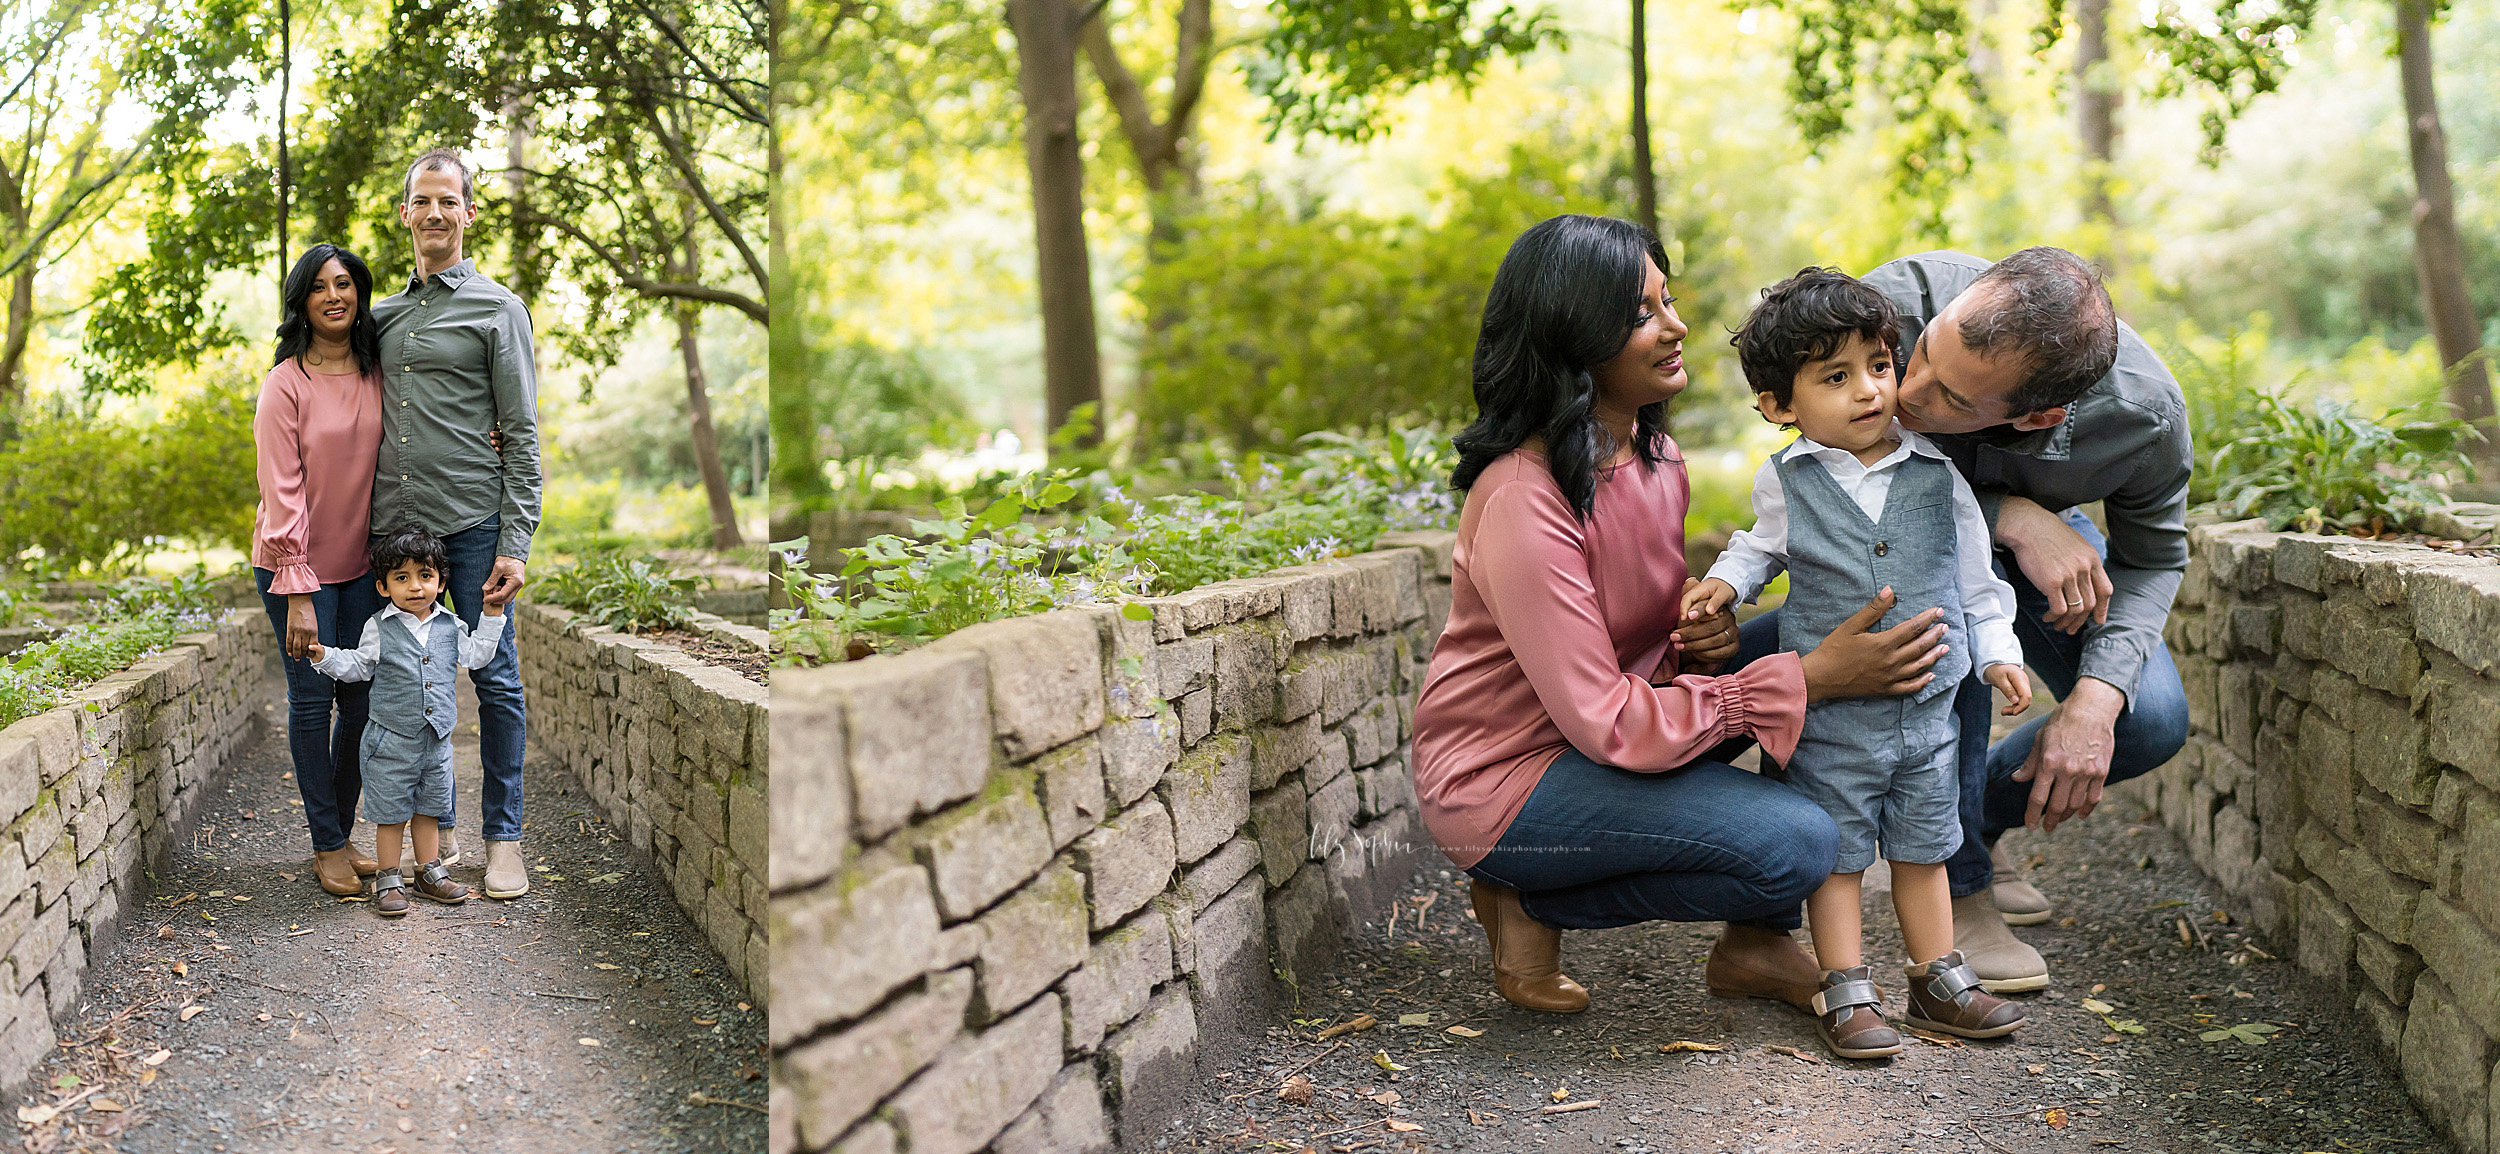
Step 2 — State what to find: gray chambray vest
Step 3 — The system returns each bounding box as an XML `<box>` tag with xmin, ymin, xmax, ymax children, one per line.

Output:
<box><xmin>370</xmin><ymin>610</ymin><xmax>462</xmax><ymax>740</ymax></box>
<box><xmin>1774</xmin><ymin>448</ymin><xmax>1971</xmax><ymax>705</ymax></box>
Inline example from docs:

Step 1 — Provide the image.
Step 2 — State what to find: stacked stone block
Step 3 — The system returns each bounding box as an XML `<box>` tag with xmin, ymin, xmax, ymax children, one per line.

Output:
<box><xmin>2133</xmin><ymin>520</ymin><xmax>2500</xmax><ymax>1152</ymax></box>
<box><xmin>513</xmin><ymin>605</ymin><xmax>770</xmax><ymax>1001</ymax></box>
<box><xmin>0</xmin><ymin>611</ymin><xmax>272</xmax><ymax>1095</ymax></box>
<box><xmin>768</xmin><ymin>531</ymin><xmax>1456</xmax><ymax>1154</ymax></box>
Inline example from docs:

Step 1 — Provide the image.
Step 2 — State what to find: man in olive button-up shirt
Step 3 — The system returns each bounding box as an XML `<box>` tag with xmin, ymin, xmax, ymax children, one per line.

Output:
<box><xmin>367</xmin><ymin>147</ymin><xmax>542</xmax><ymax>901</ymax></box>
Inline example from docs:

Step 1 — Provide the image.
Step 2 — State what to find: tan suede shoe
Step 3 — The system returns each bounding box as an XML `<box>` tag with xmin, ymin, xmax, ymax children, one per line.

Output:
<box><xmin>1952</xmin><ymin>891</ymin><xmax>2050</xmax><ymax>992</ymax></box>
<box><xmin>483</xmin><ymin>840</ymin><xmax>529</xmax><ymax>900</ymax></box>
<box><xmin>312</xmin><ymin>849</ymin><xmax>363</xmax><ymax>896</ymax></box>
<box><xmin>348</xmin><ymin>843</ymin><xmax>381</xmax><ymax>877</ymax></box>
<box><xmin>1989</xmin><ymin>840</ymin><xmax>2052</xmax><ymax>926</ymax></box>
<box><xmin>437</xmin><ymin>828</ymin><xmax>463</xmax><ymax>868</ymax></box>
<box><xmin>1705</xmin><ymin>924</ymin><xmax>1822</xmax><ymax>1013</ymax></box>
<box><xmin>1469</xmin><ymin>880</ymin><xmax>1587</xmax><ymax>1013</ymax></box>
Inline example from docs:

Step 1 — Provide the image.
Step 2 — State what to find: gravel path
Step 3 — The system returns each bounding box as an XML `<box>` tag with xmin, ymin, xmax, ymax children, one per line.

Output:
<box><xmin>10</xmin><ymin>663</ymin><xmax>767</xmax><ymax>1154</ymax></box>
<box><xmin>1170</xmin><ymin>698</ymin><xmax>2455</xmax><ymax>1154</ymax></box>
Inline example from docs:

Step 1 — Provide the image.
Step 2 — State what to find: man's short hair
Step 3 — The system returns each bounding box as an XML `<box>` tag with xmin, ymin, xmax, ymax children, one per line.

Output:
<box><xmin>401</xmin><ymin>148</ymin><xmax>478</xmax><ymax>206</ymax></box>
<box><xmin>1960</xmin><ymin>246</ymin><xmax>2118</xmax><ymax>417</ymax></box>
<box><xmin>1730</xmin><ymin>267</ymin><xmax>1901</xmax><ymax>410</ymax></box>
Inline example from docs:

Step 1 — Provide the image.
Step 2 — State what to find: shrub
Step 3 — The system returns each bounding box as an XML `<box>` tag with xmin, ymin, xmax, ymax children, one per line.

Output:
<box><xmin>0</xmin><ymin>374</ymin><xmax>258</xmax><ymax>575</ymax></box>
<box><xmin>2204</xmin><ymin>391</ymin><xmax>2476</xmax><ymax>533</ymax></box>
<box><xmin>535</xmin><ymin>552</ymin><xmax>703</xmax><ymax>633</ymax></box>
<box><xmin>0</xmin><ymin>608</ymin><xmax>205</xmax><ymax>729</ymax></box>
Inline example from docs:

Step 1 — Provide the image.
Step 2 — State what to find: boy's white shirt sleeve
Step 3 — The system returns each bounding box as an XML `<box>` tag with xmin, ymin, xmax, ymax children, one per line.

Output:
<box><xmin>456</xmin><ymin>613</ymin><xmax>507</xmax><ymax>670</ymax></box>
<box><xmin>1936</xmin><ymin>445</ymin><xmax>2025</xmax><ymax>673</ymax></box>
<box><xmin>1701</xmin><ymin>454</ymin><xmax>1790</xmax><ymax>604</ymax></box>
<box><xmin>310</xmin><ymin>615</ymin><xmax>382</xmax><ymax>682</ymax></box>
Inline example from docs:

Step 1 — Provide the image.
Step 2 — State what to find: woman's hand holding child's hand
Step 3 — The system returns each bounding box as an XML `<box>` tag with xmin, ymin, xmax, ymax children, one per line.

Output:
<box><xmin>1983</xmin><ymin>663</ymin><xmax>2033</xmax><ymax>716</ymax></box>
<box><xmin>1662</xmin><ymin>577</ymin><xmax>1741</xmax><ymax>678</ymax></box>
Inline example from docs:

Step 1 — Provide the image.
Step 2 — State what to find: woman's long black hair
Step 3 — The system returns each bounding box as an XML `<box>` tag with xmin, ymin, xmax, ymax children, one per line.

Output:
<box><xmin>1451</xmin><ymin>214</ymin><xmax>1674</xmax><ymax>520</ymax></box>
<box><xmin>274</xmin><ymin>243</ymin><xmax>381</xmax><ymax>374</ymax></box>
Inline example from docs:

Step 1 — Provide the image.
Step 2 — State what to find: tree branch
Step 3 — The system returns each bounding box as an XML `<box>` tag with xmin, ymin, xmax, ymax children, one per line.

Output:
<box><xmin>1079</xmin><ymin>3</ymin><xmax>1168</xmax><ymax>181</ymax></box>
<box><xmin>529</xmin><ymin>210</ymin><xmax>765</xmax><ymax>324</ymax></box>
<box><xmin>629</xmin><ymin>93</ymin><xmax>768</xmax><ymax>291</ymax></box>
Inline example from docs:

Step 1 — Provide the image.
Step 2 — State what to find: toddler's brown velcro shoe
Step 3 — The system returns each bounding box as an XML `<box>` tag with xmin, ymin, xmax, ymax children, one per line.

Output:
<box><xmin>411</xmin><ymin>859</ymin><xmax>470</xmax><ymax>905</ymax></box>
<box><xmin>374</xmin><ymin>870</ymin><xmax>411</xmax><ymax>917</ymax></box>
<box><xmin>1903</xmin><ymin>950</ymin><xmax>2027</xmax><ymax>1038</ymax></box>
<box><xmin>1813</xmin><ymin>966</ymin><xmax>1902</xmax><ymax>1059</ymax></box>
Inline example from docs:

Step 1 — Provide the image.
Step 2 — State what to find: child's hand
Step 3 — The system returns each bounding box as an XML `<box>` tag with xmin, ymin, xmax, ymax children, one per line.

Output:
<box><xmin>305</xmin><ymin>642</ymin><xmax>326</xmax><ymax>662</ymax></box>
<box><xmin>1680</xmin><ymin>577</ymin><xmax>1736</xmax><ymax>621</ymax></box>
<box><xmin>1983</xmin><ymin>663</ymin><xmax>2033</xmax><ymax>716</ymax></box>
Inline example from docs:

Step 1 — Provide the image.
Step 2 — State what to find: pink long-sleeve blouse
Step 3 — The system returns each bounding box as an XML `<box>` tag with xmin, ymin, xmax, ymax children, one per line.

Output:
<box><xmin>1410</xmin><ymin>444</ymin><xmax>1808</xmax><ymax>868</ymax></box>
<box><xmin>252</xmin><ymin>359</ymin><xmax>382</xmax><ymax>595</ymax></box>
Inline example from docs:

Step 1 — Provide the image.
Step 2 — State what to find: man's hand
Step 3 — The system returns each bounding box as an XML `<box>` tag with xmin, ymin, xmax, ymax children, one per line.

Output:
<box><xmin>1996</xmin><ymin>495</ymin><xmax>2111</xmax><ymax>634</ymax></box>
<box><xmin>285</xmin><ymin>595</ymin><xmax>320</xmax><ymax>659</ymax></box>
<box><xmin>1981</xmin><ymin>662</ymin><xmax>2033</xmax><ymax>716</ymax></box>
<box><xmin>482</xmin><ymin>556</ymin><xmax>527</xmax><ymax>607</ymax></box>
<box><xmin>2012</xmin><ymin>676</ymin><xmax>2124</xmax><ymax>831</ymax></box>
<box><xmin>1664</xmin><ymin>577</ymin><xmax>1740</xmax><ymax>677</ymax></box>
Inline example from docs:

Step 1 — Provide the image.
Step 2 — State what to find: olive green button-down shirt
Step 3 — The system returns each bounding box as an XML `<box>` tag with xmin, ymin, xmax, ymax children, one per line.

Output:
<box><xmin>370</xmin><ymin>259</ymin><xmax>543</xmax><ymax>562</ymax></box>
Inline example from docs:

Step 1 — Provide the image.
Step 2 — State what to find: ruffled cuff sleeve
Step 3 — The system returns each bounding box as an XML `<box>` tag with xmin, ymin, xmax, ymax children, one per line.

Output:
<box><xmin>1680</xmin><ymin>650</ymin><xmax>1807</xmax><ymax>765</ymax></box>
<box><xmin>264</xmin><ymin>562</ymin><xmax>321</xmax><ymax>596</ymax></box>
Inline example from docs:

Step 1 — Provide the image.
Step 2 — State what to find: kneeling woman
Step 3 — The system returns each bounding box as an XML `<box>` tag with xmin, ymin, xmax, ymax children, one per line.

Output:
<box><xmin>1410</xmin><ymin>215</ymin><xmax>1951</xmax><ymax>1014</ymax></box>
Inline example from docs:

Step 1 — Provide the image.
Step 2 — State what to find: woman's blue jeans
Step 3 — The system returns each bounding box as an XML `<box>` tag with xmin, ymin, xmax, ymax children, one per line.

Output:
<box><xmin>255</xmin><ymin>567</ymin><xmax>381</xmax><ymax>853</ymax></box>
<box><xmin>1465</xmin><ymin>751</ymin><xmax>1838</xmax><ymax>931</ymax></box>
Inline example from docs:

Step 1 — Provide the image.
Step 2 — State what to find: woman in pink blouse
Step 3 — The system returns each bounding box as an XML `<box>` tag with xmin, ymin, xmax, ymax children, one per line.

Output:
<box><xmin>1411</xmin><ymin>216</ymin><xmax>1952</xmax><ymax>1015</ymax></box>
<box><xmin>253</xmin><ymin>244</ymin><xmax>388</xmax><ymax>897</ymax></box>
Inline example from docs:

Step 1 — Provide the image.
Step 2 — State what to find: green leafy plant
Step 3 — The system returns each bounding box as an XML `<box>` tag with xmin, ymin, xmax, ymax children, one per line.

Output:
<box><xmin>0</xmin><ymin>608</ymin><xmax>206</xmax><ymax>729</ymax></box>
<box><xmin>535</xmin><ymin>553</ymin><xmax>704</xmax><ymax>633</ymax></box>
<box><xmin>2204</xmin><ymin>391</ymin><xmax>2476</xmax><ymax>534</ymax></box>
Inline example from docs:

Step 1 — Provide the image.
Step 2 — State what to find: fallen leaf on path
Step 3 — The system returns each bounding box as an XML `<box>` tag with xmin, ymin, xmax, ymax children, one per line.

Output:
<box><xmin>142</xmin><ymin>1050</ymin><xmax>170</xmax><ymax>1067</ymax></box>
<box><xmin>2045</xmin><ymin>1108</ymin><xmax>2070</xmax><ymax>1129</ymax></box>
<box><xmin>1766</xmin><ymin>1045</ymin><xmax>1821</xmax><ymax>1064</ymax></box>
<box><xmin>1445</xmin><ymin>1025</ymin><xmax>1483</xmax><ymax>1038</ymax></box>
<box><xmin>2080</xmin><ymin>998</ymin><xmax>2116</xmax><ymax>1014</ymax></box>
<box><xmin>1317</xmin><ymin>1015</ymin><xmax>1378</xmax><ymax>1040</ymax></box>
<box><xmin>2026</xmin><ymin>1065</ymin><xmax>2047</xmax><ymax>1075</ymax></box>
<box><xmin>397</xmin><ymin>1117</ymin><xmax>415</xmax><ymax>1133</ymax></box>
<box><xmin>693</xmin><ymin>1018</ymin><xmax>717</xmax><ymax>1026</ymax></box>
<box><xmin>178</xmin><ymin>1005</ymin><xmax>205</xmax><ymax>1021</ymax></box>
<box><xmin>1550</xmin><ymin>1085</ymin><xmax>1570</xmax><ymax>1102</ymax></box>
<box><xmin>1466</xmin><ymin>1109</ymin><xmax>1501</xmax><ymax>1126</ymax></box>
<box><xmin>2098</xmin><ymin>1035</ymin><xmax>2123</xmax><ymax>1044</ymax></box>
<box><xmin>593</xmin><ymin>963</ymin><xmax>621</xmax><ymax>970</ymax></box>
<box><xmin>17</xmin><ymin>1104</ymin><xmax>57</xmax><ymax>1125</ymax></box>
<box><xmin>1386</xmin><ymin>1120</ymin><xmax>1423</xmax><ymax>1133</ymax></box>
<box><xmin>1278</xmin><ymin>1075</ymin><xmax>1314</xmax><ymax>1105</ymax></box>
<box><xmin>1659</xmin><ymin>1041</ymin><xmax>1723</xmax><ymax>1053</ymax></box>
<box><xmin>2089</xmin><ymin>983</ymin><xmax>2106</xmax><ymax>994</ymax></box>
<box><xmin>578</xmin><ymin>1038</ymin><xmax>602</xmax><ymax>1047</ymax></box>
<box><xmin>1902</xmin><ymin>1029</ymin><xmax>1961</xmax><ymax>1047</ymax></box>
<box><xmin>88</xmin><ymin>1098</ymin><xmax>124</xmax><ymax>1113</ymax></box>
<box><xmin>1369</xmin><ymin>1091</ymin><xmax>1400</xmax><ymax>1105</ymax></box>
<box><xmin>278</xmin><ymin>872</ymin><xmax>297</xmax><ymax>881</ymax></box>
<box><xmin>2100</xmin><ymin>1017</ymin><xmax>2145</xmax><ymax>1035</ymax></box>
<box><xmin>255</xmin><ymin>1012</ymin><xmax>272</xmax><ymax>1022</ymax></box>
<box><xmin>1396</xmin><ymin>1013</ymin><xmax>1432</xmax><ymax>1027</ymax></box>
<box><xmin>2199</xmin><ymin>1023</ymin><xmax>2279</xmax><ymax>1046</ymax></box>
<box><xmin>156</xmin><ymin>925</ymin><xmax>175</xmax><ymax>939</ymax></box>
<box><xmin>138</xmin><ymin>1069</ymin><xmax>157</xmax><ymax>1086</ymax></box>
<box><xmin>1370</xmin><ymin>1051</ymin><xmax>1406</xmax><ymax>1072</ymax></box>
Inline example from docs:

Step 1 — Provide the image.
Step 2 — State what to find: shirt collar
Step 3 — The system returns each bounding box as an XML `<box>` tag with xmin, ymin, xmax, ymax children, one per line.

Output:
<box><xmin>381</xmin><ymin>601</ymin><xmax>449</xmax><ymax>627</ymax></box>
<box><xmin>407</xmin><ymin>258</ymin><xmax>477</xmax><ymax>295</ymax></box>
<box><xmin>1779</xmin><ymin>420</ymin><xmax>1947</xmax><ymax>466</ymax></box>
<box><xmin>1949</xmin><ymin>409</ymin><xmax>2075</xmax><ymax>462</ymax></box>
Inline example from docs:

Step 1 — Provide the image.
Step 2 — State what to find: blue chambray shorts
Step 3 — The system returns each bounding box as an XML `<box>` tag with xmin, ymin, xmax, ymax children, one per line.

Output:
<box><xmin>1786</xmin><ymin>693</ymin><xmax>1964</xmax><ymax>874</ymax></box>
<box><xmin>359</xmin><ymin>721</ymin><xmax>455</xmax><ymax>827</ymax></box>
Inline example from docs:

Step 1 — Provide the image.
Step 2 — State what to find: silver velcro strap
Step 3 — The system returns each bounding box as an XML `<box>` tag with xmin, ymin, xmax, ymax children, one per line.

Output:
<box><xmin>376</xmin><ymin>869</ymin><xmax>405</xmax><ymax>889</ymax></box>
<box><xmin>1811</xmin><ymin>978</ymin><xmax>1881</xmax><ymax>1016</ymax></box>
<box><xmin>418</xmin><ymin>860</ymin><xmax>452</xmax><ymax>886</ymax></box>
<box><xmin>1924</xmin><ymin>963</ymin><xmax>1984</xmax><ymax>1001</ymax></box>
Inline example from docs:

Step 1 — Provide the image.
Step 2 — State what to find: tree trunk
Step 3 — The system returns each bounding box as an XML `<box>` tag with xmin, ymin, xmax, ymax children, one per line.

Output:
<box><xmin>1011</xmin><ymin>0</ymin><xmax>1103</xmax><ymax>452</ymax></box>
<box><xmin>2073</xmin><ymin>0</ymin><xmax>2121</xmax><ymax>272</ymax></box>
<box><xmin>0</xmin><ymin>261</ymin><xmax>29</xmax><ymax>409</ymax></box>
<box><xmin>764</xmin><ymin>0</ymin><xmax>828</xmax><ymax>519</ymax></box>
<box><xmin>277</xmin><ymin>0</ymin><xmax>291</xmax><ymax>290</ymax></box>
<box><xmin>678</xmin><ymin>303</ymin><xmax>745</xmax><ymax>548</ymax></box>
<box><xmin>1628</xmin><ymin>0</ymin><xmax>1656</xmax><ymax>238</ymax></box>
<box><xmin>2395</xmin><ymin>0</ymin><xmax>2497</xmax><ymax>475</ymax></box>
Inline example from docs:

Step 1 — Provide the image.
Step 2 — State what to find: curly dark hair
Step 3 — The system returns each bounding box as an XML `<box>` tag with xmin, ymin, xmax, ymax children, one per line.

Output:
<box><xmin>368</xmin><ymin>525</ymin><xmax>448</xmax><ymax>583</ymax></box>
<box><xmin>1730</xmin><ymin>267</ymin><xmax>1901</xmax><ymax>411</ymax></box>
<box><xmin>1450</xmin><ymin>214</ymin><xmax>1676</xmax><ymax>521</ymax></box>
<box><xmin>274</xmin><ymin>244</ymin><xmax>382</xmax><ymax>375</ymax></box>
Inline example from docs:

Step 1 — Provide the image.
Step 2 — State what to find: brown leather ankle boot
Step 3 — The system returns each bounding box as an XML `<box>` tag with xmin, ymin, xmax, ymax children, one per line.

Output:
<box><xmin>1469</xmin><ymin>880</ymin><xmax>1588</xmax><ymax>1013</ymax></box>
<box><xmin>312</xmin><ymin>849</ymin><xmax>362</xmax><ymax>896</ymax></box>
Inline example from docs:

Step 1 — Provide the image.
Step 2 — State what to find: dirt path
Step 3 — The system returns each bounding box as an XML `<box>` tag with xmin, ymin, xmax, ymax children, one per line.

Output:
<box><xmin>1175</xmin><ymin>734</ymin><xmax>2454</xmax><ymax>1153</ymax></box>
<box><xmin>11</xmin><ymin>664</ymin><xmax>768</xmax><ymax>1154</ymax></box>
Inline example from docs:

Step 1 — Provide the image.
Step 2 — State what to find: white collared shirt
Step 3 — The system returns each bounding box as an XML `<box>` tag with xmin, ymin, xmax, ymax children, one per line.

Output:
<box><xmin>310</xmin><ymin>601</ymin><xmax>506</xmax><ymax>682</ymax></box>
<box><xmin>1705</xmin><ymin>421</ymin><xmax>2024</xmax><ymax>673</ymax></box>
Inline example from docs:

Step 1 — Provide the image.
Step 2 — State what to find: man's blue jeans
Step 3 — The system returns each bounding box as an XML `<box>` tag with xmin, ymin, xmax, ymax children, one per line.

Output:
<box><xmin>424</xmin><ymin>515</ymin><xmax>528</xmax><ymax>842</ymax></box>
<box><xmin>1465</xmin><ymin>751</ymin><xmax>1838</xmax><ymax>931</ymax></box>
<box><xmin>255</xmin><ymin>568</ymin><xmax>382</xmax><ymax>853</ymax></box>
<box><xmin>1731</xmin><ymin>508</ymin><xmax>2190</xmax><ymax>899</ymax></box>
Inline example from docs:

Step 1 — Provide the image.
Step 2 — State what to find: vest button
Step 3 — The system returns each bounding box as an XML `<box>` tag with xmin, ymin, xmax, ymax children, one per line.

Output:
<box><xmin>1874</xmin><ymin>541</ymin><xmax>1889</xmax><ymax>556</ymax></box>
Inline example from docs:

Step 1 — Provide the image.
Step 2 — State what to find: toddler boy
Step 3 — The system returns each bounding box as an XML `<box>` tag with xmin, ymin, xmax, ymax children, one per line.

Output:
<box><xmin>310</xmin><ymin>525</ymin><xmax>501</xmax><ymax>916</ymax></box>
<box><xmin>1682</xmin><ymin>268</ymin><xmax>2034</xmax><ymax>1058</ymax></box>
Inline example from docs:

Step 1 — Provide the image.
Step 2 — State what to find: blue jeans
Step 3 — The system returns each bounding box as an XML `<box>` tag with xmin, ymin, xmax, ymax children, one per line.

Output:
<box><xmin>1465</xmin><ymin>751</ymin><xmax>1838</xmax><ymax>931</ymax></box>
<box><xmin>255</xmin><ymin>567</ymin><xmax>382</xmax><ymax>853</ymax></box>
<box><xmin>407</xmin><ymin>515</ymin><xmax>529</xmax><ymax>842</ymax></box>
<box><xmin>1731</xmin><ymin>508</ymin><xmax>2190</xmax><ymax>898</ymax></box>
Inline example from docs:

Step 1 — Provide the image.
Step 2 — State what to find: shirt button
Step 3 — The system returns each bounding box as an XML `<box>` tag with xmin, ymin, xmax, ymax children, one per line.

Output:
<box><xmin>401</xmin><ymin>474</ymin><xmax>408</xmax><ymax>480</ymax></box>
<box><xmin>401</xmin><ymin>436</ymin><xmax>408</xmax><ymax>443</ymax></box>
<box><xmin>1875</xmin><ymin>541</ymin><xmax>1890</xmax><ymax>556</ymax></box>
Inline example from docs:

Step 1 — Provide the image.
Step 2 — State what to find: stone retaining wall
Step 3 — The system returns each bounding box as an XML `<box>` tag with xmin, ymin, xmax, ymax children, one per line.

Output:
<box><xmin>767</xmin><ymin>531</ymin><xmax>1458</xmax><ymax>1154</ymax></box>
<box><xmin>2134</xmin><ymin>520</ymin><xmax>2500</xmax><ymax>1152</ymax></box>
<box><xmin>513</xmin><ymin>604</ymin><xmax>772</xmax><ymax>1001</ymax></box>
<box><xmin>0</xmin><ymin>611</ymin><xmax>273</xmax><ymax>1094</ymax></box>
